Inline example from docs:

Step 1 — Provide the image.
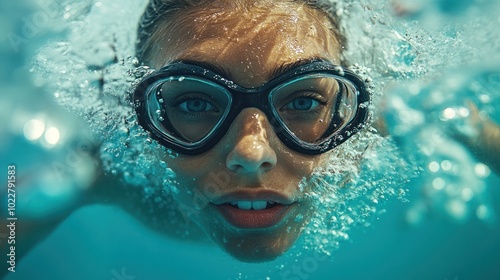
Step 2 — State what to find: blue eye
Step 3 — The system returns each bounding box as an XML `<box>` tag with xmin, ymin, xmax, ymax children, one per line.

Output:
<box><xmin>178</xmin><ymin>99</ymin><xmax>215</xmax><ymax>112</ymax></box>
<box><xmin>285</xmin><ymin>97</ymin><xmax>320</xmax><ymax>111</ymax></box>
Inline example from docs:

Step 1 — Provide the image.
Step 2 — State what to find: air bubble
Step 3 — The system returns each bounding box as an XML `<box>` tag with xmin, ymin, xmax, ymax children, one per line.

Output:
<box><xmin>23</xmin><ymin>119</ymin><xmax>45</xmax><ymax>141</ymax></box>
<box><xmin>460</xmin><ymin>188</ymin><xmax>474</xmax><ymax>201</ymax></box>
<box><xmin>428</xmin><ymin>161</ymin><xmax>440</xmax><ymax>172</ymax></box>
<box><xmin>359</xmin><ymin>101</ymin><xmax>370</xmax><ymax>108</ymax></box>
<box><xmin>334</xmin><ymin>66</ymin><xmax>345</xmax><ymax>76</ymax></box>
<box><xmin>440</xmin><ymin>160</ymin><xmax>452</xmax><ymax>171</ymax></box>
<box><xmin>446</xmin><ymin>199</ymin><xmax>467</xmax><ymax>220</ymax></box>
<box><xmin>441</xmin><ymin>107</ymin><xmax>457</xmax><ymax>120</ymax></box>
<box><xmin>474</xmin><ymin>163</ymin><xmax>490</xmax><ymax>177</ymax></box>
<box><xmin>294</xmin><ymin>214</ymin><xmax>304</xmax><ymax>222</ymax></box>
<box><xmin>432</xmin><ymin>177</ymin><xmax>445</xmax><ymax>190</ymax></box>
<box><xmin>476</xmin><ymin>205</ymin><xmax>491</xmax><ymax>220</ymax></box>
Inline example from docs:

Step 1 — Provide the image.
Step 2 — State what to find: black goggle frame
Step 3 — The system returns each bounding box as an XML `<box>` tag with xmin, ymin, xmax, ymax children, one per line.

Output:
<box><xmin>133</xmin><ymin>59</ymin><xmax>371</xmax><ymax>155</ymax></box>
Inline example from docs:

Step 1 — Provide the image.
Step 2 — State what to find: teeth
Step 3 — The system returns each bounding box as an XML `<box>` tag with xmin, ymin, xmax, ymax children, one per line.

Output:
<box><xmin>237</xmin><ymin>201</ymin><xmax>252</xmax><ymax>210</ymax></box>
<box><xmin>252</xmin><ymin>201</ymin><xmax>267</xmax><ymax>210</ymax></box>
<box><xmin>229</xmin><ymin>200</ymin><xmax>274</xmax><ymax>210</ymax></box>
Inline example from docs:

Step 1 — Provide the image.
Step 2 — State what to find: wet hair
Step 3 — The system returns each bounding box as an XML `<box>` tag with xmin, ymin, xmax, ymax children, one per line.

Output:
<box><xmin>136</xmin><ymin>0</ymin><xmax>346</xmax><ymax>65</ymax></box>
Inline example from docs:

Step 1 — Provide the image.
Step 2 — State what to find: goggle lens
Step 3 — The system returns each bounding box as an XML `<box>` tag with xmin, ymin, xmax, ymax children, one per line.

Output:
<box><xmin>147</xmin><ymin>77</ymin><xmax>231</xmax><ymax>143</ymax></box>
<box><xmin>270</xmin><ymin>74</ymin><xmax>359</xmax><ymax>144</ymax></box>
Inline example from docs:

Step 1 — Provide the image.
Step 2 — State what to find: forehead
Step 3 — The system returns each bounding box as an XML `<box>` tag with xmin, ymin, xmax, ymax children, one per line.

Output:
<box><xmin>151</xmin><ymin>2</ymin><xmax>341</xmax><ymax>86</ymax></box>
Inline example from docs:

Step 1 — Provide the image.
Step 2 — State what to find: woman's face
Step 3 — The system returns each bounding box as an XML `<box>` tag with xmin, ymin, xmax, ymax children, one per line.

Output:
<box><xmin>150</xmin><ymin>2</ymin><xmax>342</xmax><ymax>262</ymax></box>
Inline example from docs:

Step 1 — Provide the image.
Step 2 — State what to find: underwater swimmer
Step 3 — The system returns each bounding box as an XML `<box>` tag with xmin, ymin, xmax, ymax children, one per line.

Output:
<box><xmin>130</xmin><ymin>0</ymin><xmax>370</xmax><ymax>261</ymax></box>
<box><xmin>3</xmin><ymin>0</ymin><xmax>372</xmax><ymax>267</ymax></box>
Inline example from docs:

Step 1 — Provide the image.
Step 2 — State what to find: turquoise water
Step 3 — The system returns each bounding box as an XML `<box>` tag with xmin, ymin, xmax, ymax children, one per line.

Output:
<box><xmin>1</xmin><ymin>0</ymin><xmax>500</xmax><ymax>279</ymax></box>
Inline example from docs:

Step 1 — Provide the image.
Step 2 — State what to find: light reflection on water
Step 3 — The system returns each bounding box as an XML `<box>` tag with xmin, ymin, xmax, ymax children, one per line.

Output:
<box><xmin>1</xmin><ymin>0</ymin><xmax>500</xmax><ymax>279</ymax></box>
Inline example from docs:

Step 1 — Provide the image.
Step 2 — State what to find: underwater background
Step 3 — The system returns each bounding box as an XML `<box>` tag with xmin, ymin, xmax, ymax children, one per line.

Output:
<box><xmin>1</xmin><ymin>0</ymin><xmax>500</xmax><ymax>279</ymax></box>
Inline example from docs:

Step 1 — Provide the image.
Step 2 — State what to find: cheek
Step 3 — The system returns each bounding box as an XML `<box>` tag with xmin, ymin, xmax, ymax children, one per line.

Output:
<box><xmin>163</xmin><ymin>151</ymin><xmax>228</xmax><ymax>200</ymax></box>
<box><xmin>166</xmin><ymin>150</ymin><xmax>224</xmax><ymax>177</ymax></box>
<box><xmin>278</xmin><ymin>153</ymin><xmax>328</xmax><ymax>197</ymax></box>
<box><xmin>164</xmin><ymin>156</ymin><xmax>211</xmax><ymax>197</ymax></box>
<box><xmin>278</xmin><ymin>152</ymin><xmax>325</xmax><ymax>179</ymax></box>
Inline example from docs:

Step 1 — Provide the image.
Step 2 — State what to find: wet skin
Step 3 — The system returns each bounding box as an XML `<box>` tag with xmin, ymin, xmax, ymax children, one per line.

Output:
<box><xmin>148</xmin><ymin>2</ymin><xmax>342</xmax><ymax>262</ymax></box>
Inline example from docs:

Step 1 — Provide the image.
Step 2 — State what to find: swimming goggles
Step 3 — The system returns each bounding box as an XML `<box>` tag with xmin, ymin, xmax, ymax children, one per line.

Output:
<box><xmin>133</xmin><ymin>59</ymin><xmax>371</xmax><ymax>155</ymax></box>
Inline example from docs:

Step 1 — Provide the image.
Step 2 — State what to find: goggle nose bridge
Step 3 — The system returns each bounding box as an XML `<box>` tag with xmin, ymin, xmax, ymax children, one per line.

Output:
<box><xmin>221</xmin><ymin>85</ymin><xmax>289</xmax><ymax>136</ymax></box>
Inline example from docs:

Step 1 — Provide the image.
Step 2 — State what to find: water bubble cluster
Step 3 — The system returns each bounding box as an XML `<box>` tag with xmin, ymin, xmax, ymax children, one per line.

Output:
<box><xmin>296</xmin><ymin>130</ymin><xmax>414</xmax><ymax>256</ymax></box>
<box><xmin>30</xmin><ymin>0</ymin><xmax>180</xmax><ymax>194</ymax></box>
<box><xmin>328</xmin><ymin>0</ymin><xmax>500</xmax><ymax>225</ymax></box>
<box><xmin>382</xmin><ymin>68</ymin><xmax>499</xmax><ymax>224</ymax></box>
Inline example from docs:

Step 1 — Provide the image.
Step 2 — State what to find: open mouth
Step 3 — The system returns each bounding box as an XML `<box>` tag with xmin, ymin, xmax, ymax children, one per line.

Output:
<box><xmin>222</xmin><ymin>200</ymin><xmax>281</xmax><ymax>210</ymax></box>
<box><xmin>212</xmin><ymin>190</ymin><xmax>296</xmax><ymax>229</ymax></box>
<box><xmin>214</xmin><ymin>200</ymin><xmax>293</xmax><ymax>229</ymax></box>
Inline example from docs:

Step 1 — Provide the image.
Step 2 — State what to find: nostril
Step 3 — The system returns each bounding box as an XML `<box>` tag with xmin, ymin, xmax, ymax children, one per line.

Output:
<box><xmin>227</xmin><ymin>161</ymin><xmax>274</xmax><ymax>173</ymax></box>
<box><xmin>261</xmin><ymin>162</ymin><xmax>273</xmax><ymax>170</ymax></box>
<box><xmin>227</xmin><ymin>163</ymin><xmax>243</xmax><ymax>172</ymax></box>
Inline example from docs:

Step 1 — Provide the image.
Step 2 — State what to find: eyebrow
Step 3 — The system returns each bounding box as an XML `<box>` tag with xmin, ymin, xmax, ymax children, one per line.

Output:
<box><xmin>175</xmin><ymin>57</ymin><xmax>323</xmax><ymax>82</ymax></box>
<box><xmin>175</xmin><ymin>59</ymin><xmax>233</xmax><ymax>79</ymax></box>
<box><xmin>269</xmin><ymin>57</ymin><xmax>322</xmax><ymax>80</ymax></box>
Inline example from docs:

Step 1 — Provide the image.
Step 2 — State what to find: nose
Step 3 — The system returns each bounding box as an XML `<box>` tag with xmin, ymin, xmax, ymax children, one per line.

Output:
<box><xmin>226</xmin><ymin>110</ymin><xmax>277</xmax><ymax>175</ymax></box>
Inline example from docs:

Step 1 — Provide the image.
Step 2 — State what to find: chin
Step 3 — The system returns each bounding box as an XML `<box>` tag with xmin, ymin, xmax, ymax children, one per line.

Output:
<box><xmin>215</xmin><ymin>226</ymin><xmax>302</xmax><ymax>263</ymax></box>
<box><xmin>228</xmin><ymin>249</ymin><xmax>285</xmax><ymax>263</ymax></box>
<box><xmin>196</xmin><ymin>201</ymin><xmax>312</xmax><ymax>262</ymax></box>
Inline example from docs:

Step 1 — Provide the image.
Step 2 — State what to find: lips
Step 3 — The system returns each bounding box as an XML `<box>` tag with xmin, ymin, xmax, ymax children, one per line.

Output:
<box><xmin>216</xmin><ymin>203</ymin><xmax>291</xmax><ymax>229</ymax></box>
<box><xmin>212</xmin><ymin>190</ymin><xmax>295</xmax><ymax>229</ymax></box>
